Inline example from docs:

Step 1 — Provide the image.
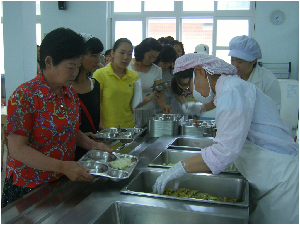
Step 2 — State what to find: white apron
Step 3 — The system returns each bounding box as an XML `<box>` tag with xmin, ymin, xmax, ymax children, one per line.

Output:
<box><xmin>234</xmin><ymin>140</ymin><xmax>299</xmax><ymax>224</ymax></box>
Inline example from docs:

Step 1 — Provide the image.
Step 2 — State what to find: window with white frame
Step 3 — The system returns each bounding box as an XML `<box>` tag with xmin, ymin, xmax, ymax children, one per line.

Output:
<box><xmin>109</xmin><ymin>1</ymin><xmax>255</xmax><ymax>63</ymax></box>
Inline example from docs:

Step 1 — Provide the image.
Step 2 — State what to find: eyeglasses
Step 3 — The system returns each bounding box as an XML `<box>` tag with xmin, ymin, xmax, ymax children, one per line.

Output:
<box><xmin>179</xmin><ymin>76</ymin><xmax>192</xmax><ymax>90</ymax></box>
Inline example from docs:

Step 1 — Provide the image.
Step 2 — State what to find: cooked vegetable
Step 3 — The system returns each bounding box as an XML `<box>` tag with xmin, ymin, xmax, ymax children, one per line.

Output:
<box><xmin>162</xmin><ymin>188</ymin><xmax>237</xmax><ymax>203</ymax></box>
<box><xmin>110</xmin><ymin>158</ymin><xmax>135</xmax><ymax>170</ymax></box>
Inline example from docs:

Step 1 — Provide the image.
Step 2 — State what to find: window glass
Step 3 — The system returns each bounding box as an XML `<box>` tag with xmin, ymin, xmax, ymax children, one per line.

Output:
<box><xmin>216</xmin><ymin>50</ymin><xmax>230</xmax><ymax>64</ymax></box>
<box><xmin>183</xmin><ymin>1</ymin><xmax>214</xmax><ymax>11</ymax></box>
<box><xmin>182</xmin><ymin>18</ymin><xmax>213</xmax><ymax>54</ymax></box>
<box><xmin>114</xmin><ymin>1</ymin><xmax>141</xmax><ymax>12</ymax></box>
<box><xmin>216</xmin><ymin>20</ymin><xmax>248</xmax><ymax>46</ymax></box>
<box><xmin>36</xmin><ymin>0</ymin><xmax>40</xmax><ymax>15</ymax></box>
<box><xmin>144</xmin><ymin>1</ymin><xmax>174</xmax><ymax>11</ymax></box>
<box><xmin>217</xmin><ymin>1</ymin><xmax>250</xmax><ymax>10</ymax></box>
<box><xmin>148</xmin><ymin>19</ymin><xmax>176</xmax><ymax>40</ymax></box>
<box><xmin>115</xmin><ymin>21</ymin><xmax>142</xmax><ymax>47</ymax></box>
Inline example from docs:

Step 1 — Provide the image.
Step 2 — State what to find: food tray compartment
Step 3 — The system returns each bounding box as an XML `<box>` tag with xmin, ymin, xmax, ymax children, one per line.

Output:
<box><xmin>94</xmin><ymin>127</ymin><xmax>145</xmax><ymax>143</ymax></box>
<box><xmin>148</xmin><ymin>150</ymin><xmax>239</xmax><ymax>173</ymax></box>
<box><xmin>79</xmin><ymin>151</ymin><xmax>138</xmax><ymax>180</ymax></box>
<box><xmin>121</xmin><ymin>170</ymin><xmax>249</xmax><ymax>207</ymax></box>
<box><xmin>168</xmin><ymin>137</ymin><xmax>214</xmax><ymax>151</ymax></box>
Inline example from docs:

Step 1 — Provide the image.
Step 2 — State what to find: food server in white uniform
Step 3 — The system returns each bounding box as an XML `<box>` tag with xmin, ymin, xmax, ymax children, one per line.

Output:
<box><xmin>153</xmin><ymin>53</ymin><xmax>299</xmax><ymax>224</ymax></box>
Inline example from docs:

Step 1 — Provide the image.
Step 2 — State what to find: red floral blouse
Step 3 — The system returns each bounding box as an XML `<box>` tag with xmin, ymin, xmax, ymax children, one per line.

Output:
<box><xmin>6</xmin><ymin>73</ymin><xmax>80</xmax><ymax>188</ymax></box>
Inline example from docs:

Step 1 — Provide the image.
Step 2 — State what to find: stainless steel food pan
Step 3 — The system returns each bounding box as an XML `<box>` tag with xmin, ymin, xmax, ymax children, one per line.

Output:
<box><xmin>181</xmin><ymin>124</ymin><xmax>214</xmax><ymax>137</ymax></box>
<box><xmin>149</xmin><ymin>150</ymin><xmax>201</xmax><ymax>168</ymax></box>
<box><xmin>168</xmin><ymin>137</ymin><xmax>214</xmax><ymax>151</ymax></box>
<box><xmin>79</xmin><ymin>151</ymin><xmax>138</xmax><ymax>180</ymax></box>
<box><xmin>148</xmin><ymin>150</ymin><xmax>239</xmax><ymax>173</ymax></box>
<box><xmin>147</xmin><ymin>114</ymin><xmax>184</xmax><ymax>137</ymax></box>
<box><xmin>121</xmin><ymin>170</ymin><xmax>249</xmax><ymax>207</ymax></box>
<box><xmin>95</xmin><ymin>201</ymin><xmax>248</xmax><ymax>224</ymax></box>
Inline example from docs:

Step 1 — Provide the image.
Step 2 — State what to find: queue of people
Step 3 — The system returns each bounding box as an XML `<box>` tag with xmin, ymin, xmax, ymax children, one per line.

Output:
<box><xmin>2</xmin><ymin>26</ymin><xmax>298</xmax><ymax>224</ymax></box>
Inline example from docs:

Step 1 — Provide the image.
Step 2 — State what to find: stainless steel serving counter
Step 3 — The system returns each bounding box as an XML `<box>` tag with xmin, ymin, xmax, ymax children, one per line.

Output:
<box><xmin>1</xmin><ymin>134</ymin><xmax>249</xmax><ymax>224</ymax></box>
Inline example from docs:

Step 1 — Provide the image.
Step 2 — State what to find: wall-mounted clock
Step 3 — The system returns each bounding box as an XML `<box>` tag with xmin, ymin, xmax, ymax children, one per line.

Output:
<box><xmin>270</xmin><ymin>10</ymin><xmax>285</xmax><ymax>25</ymax></box>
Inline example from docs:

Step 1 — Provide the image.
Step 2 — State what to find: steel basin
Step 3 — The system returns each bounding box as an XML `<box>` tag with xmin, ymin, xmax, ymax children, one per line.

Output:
<box><xmin>148</xmin><ymin>150</ymin><xmax>239</xmax><ymax>173</ymax></box>
<box><xmin>95</xmin><ymin>201</ymin><xmax>247</xmax><ymax>224</ymax></box>
<box><xmin>121</xmin><ymin>170</ymin><xmax>249</xmax><ymax>207</ymax></box>
<box><xmin>168</xmin><ymin>137</ymin><xmax>214</xmax><ymax>151</ymax></box>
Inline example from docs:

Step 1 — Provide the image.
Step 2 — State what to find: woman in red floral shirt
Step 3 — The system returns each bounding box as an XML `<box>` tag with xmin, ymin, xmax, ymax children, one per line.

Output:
<box><xmin>1</xmin><ymin>27</ymin><xmax>112</xmax><ymax>208</ymax></box>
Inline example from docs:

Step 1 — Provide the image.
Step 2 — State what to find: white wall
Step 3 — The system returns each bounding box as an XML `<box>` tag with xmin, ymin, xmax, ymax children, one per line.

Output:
<box><xmin>3</xmin><ymin>1</ymin><xmax>36</xmax><ymax>101</ymax></box>
<box><xmin>255</xmin><ymin>1</ymin><xmax>299</xmax><ymax>80</ymax></box>
<box><xmin>41</xmin><ymin>1</ymin><xmax>108</xmax><ymax>50</ymax></box>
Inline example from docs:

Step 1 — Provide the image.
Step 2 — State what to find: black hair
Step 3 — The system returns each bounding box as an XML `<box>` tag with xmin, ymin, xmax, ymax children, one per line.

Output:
<box><xmin>158</xmin><ymin>37</ymin><xmax>170</xmax><ymax>45</ymax></box>
<box><xmin>170</xmin><ymin>40</ymin><xmax>185</xmax><ymax>56</ymax></box>
<box><xmin>154</xmin><ymin>44</ymin><xmax>177</xmax><ymax>65</ymax></box>
<box><xmin>84</xmin><ymin>37</ymin><xmax>104</xmax><ymax>55</ymax></box>
<box><xmin>113</xmin><ymin>38</ymin><xmax>133</xmax><ymax>52</ymax></box>
<box><xmin>39</xmin><ymin>27</ymin><xmax>85</xmax><ymax>70</ymax></box>
<box><xmin>171</xmin><ymin>68</ymin><xmax>194</xmax><ymax>95</ymax></box>
<box><xmin>134</xmin><ymin>38</ymin><xmax>163</xmax><ymax>62</ymax></box>
<box><xmin>165</xmin><ymin>36</ymin><xmax>175</xmax><ymax>42</ymax></box>
<box><xmin>105</xmin><ymin>49</ymin><xmax>113</xmax><ymax>56</ymax></box>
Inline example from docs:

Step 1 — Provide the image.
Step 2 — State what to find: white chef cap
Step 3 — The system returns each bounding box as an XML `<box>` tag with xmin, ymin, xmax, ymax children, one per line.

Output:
<box><xmin>228</xmin><ymin>35</ymin><xmax>262</xmax><ymax>62</ymax></box>
<box><xmin>174</xmin><ymin>53</ymin><xmax>237</xmax><ymax>75</ymax></box>
<box><xmin>80</xmin><ymin>33</ymin><xmax>95</xmax><ymax>43</ymax></box>
<box><xmin>194</xmin><ymin>44</ymin><xmax>209</xmax><ymax>55</ymax></box>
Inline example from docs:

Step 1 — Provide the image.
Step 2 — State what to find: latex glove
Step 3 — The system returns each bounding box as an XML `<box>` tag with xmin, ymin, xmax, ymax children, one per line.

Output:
<box><xmin>182</xmin><ymin>102</ymin><xmax>204</xmax><ymax>115</ymax></box>
<box><xmin>153</xmin><ymin>161</ymin><xmax>187</xmax><ymax>195</ymax></box>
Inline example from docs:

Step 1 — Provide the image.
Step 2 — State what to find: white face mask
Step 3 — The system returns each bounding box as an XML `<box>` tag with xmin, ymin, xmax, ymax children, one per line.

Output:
<box><xmin>192</xmin><ymin>70</ymin><xmax>215</xmax><ymax>104</ymax></box>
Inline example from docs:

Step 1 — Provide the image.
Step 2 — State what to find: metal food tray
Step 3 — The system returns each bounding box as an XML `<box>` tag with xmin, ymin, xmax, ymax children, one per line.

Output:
<box><xmin>121</xmin><ymin>170</ymin><xmax>249</xmax><ymax>207</ymax></box>
<box><xmin>148</xmin><ymin>150</ymin><xmax>239</xmax><ymax>173</ymax></box>
<box><xmin>79</xmin><ymin>150</ymin><xmax>138</xmax><ymax>180</ymax></box>
<box><xmin>94</xmin><ymin>127</ymin><xmax>145</xmax><ymax>143</ymax></box>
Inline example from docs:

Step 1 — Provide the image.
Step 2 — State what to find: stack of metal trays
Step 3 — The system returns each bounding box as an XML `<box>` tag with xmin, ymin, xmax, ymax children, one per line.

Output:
<box><xmin>79</xmin><ymin>150</ymin><xmax>139</xmax><ymax>181</ymax></box>
<box><xmin>94</xmin><ymin>127</ymin><xmax>145</xmax><ymax>143</ymax></box>
<box><xmin>147</xmin><ymin>114</ymin><xmax>184</xmax><ymax>137</ymax></box>
<box><xmin>180</xmin><ymin>119</ymin><xmax>216</xmax><ymax>137</ymax></box>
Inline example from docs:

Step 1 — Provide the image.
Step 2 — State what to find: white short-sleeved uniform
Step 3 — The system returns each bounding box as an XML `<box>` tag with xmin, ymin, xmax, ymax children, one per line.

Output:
<box><xmin>201</xmin><ymin>75</ymin><xmax>298</xmax><ymax>223</ymax></box>
<box><xmin>128</xmin><ymin>63</ymin><xmax>162</xmax><ymax>127</ymax></box>
<box><xmin>247</xmin><ymin>65</ymin><xmax>281</xmax><ymax>110</ymax></box>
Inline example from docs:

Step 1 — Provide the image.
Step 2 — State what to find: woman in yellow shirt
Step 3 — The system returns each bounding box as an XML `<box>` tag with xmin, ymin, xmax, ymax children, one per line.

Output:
<box><xmin>93</xmin><ymin>38</ymin><xmax>139</xmax><ymax>128</ymax></box>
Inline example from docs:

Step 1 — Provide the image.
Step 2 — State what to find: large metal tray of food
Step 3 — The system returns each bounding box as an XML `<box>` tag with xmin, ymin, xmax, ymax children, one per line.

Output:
<box><xmin>94</xmin><ymin>127</ymin><xmax>145</xmax><ymax>143</ymax></box>
<box><xmin>168</xmin><ymin>137</ymin><xmax>214</xmax><ymax>151</ymax></box>
<box><xmin>79</xmin><ymin>150</ymin><xmax>138</xmax><ymax>180</ymax></box>
<box><xmin>148</xmin><ymin>150</ymin><xmax>239</xmax><ymax>173</ymax></box>
<box><xmin>121</xmin><ymin>170</ymin><xmax>249</xmax><ymax>207</ymax></box>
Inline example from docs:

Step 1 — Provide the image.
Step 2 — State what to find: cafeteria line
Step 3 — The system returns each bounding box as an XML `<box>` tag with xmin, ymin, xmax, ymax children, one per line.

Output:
<box><xmin>1</xmin><ymin>2</ymin><xmax>299</xmax><ymax>224</ymax></box>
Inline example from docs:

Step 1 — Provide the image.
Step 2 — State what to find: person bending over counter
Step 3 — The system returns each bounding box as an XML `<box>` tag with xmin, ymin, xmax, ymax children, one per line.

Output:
<box><xmin>153</xmin><ymin>53</ymin><xmax>298</xmax><ymax>224</ymax></box>
<box><xmin>1</xmin><ymin>27</ymin><xmax>112</xmax><ymax>208</ymax></box>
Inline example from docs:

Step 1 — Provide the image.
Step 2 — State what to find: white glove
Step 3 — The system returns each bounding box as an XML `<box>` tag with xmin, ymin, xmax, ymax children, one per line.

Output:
<box><xmin>153</xmin><ymin>161</ymin><xmax>187</xmax><ymax>195</ymax></box>
<box><xmin>182</xmin><ymin>102</ymin><xmax>205</xmax><ymax>115</ymax></box>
